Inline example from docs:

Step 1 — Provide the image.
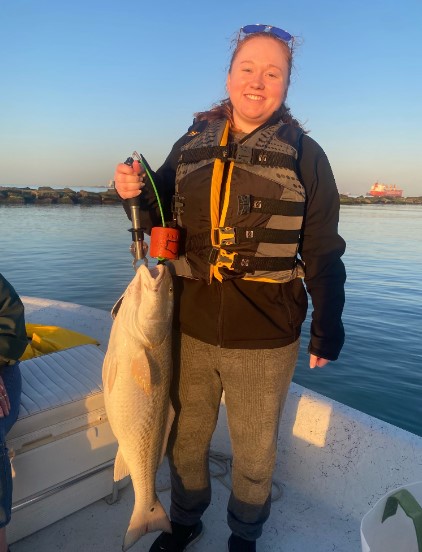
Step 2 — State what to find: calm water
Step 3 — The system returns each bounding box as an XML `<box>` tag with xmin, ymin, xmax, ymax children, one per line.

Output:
<box><xmin>1</xmin><ymin>204</ymin><xmax>422</xmax><ymax>436</ymax></box>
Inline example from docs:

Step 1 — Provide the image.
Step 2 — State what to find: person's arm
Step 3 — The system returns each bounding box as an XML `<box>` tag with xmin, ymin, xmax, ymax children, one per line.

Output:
<box><xmin>0</xmin><ymin>274</ymin><xmax>28</xmax><ymax>416</ymax></box>
<box><xmin>0</xmin><ymin>274</ymin><xmax>27</xmax><ymax>362</ymax></box>
<box><xmin>114</xmin><ymin>123</ymin><xmax>205</xmax><ymax>233</ymax></box>
<box><xmin>113</xmin><ymin>154</ymin><xmax>174</xmax><ymax>235</ymax></box>
<box><xmin>297</xmin><ymin>135</ymin><xmax>346</xmax><ymax>366</ymax></box>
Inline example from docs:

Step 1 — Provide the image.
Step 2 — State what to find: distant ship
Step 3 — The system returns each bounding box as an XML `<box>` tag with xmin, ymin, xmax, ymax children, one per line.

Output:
<box><xmin>367</xmin><ymin>182</ymin><xmax>403</xmax><ymax>197</ymax></box>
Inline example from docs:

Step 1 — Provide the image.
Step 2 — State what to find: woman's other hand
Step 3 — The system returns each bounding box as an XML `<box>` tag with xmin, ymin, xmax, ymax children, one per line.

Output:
<box><xmin>309</xmin><ymin>354</ymin><xmax>330</xmax><ymax>369</ymax></box>
<box><xmin>114</xmin><ymin>160</ymin><xmax>146</xmax><ymax>199</ymax></box>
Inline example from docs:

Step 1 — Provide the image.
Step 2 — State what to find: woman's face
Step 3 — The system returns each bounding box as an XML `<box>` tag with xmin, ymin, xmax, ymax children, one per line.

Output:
<box><xmin>227</xmin><ymin>35</ymin><xmax>290</xmax><ymax>133</ymax></box>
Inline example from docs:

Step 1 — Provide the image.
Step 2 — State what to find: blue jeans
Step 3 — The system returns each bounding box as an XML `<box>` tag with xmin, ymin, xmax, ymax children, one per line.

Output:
<box><xmin>0</xmin><ymin>363</ymin><xmax>22</xmax><ymax>528</ymax></box>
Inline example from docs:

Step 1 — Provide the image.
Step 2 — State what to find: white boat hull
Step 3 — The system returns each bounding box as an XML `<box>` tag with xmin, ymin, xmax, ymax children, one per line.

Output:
<box><xmin>7</xmin><ymin>297</ymin><xmax>422</xmax><ymax>551</ymax></box>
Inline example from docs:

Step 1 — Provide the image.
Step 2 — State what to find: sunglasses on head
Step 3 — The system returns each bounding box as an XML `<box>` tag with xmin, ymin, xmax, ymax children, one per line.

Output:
<box><xmin>240</xmin><ymin>24</ymin><xmax>293</xmax><ymax>44</ymax></box>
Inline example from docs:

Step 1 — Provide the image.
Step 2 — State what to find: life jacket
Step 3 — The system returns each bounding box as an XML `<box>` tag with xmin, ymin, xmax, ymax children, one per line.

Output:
<box><xmin>170</xmin><ymin>117</ymin><xmax>306</xmax><ymax>284</ymax></box>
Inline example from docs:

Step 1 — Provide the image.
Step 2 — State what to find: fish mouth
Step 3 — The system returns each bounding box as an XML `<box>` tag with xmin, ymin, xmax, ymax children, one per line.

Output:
<box><xmin>149</xmin><ymin>264</ymin><xmax>164</xmax><ymax>280</ymax></box>
<box><xmin>145</xmin><ymin>264</ymin><xmax>166</xmax><ymax>290</ymax></box>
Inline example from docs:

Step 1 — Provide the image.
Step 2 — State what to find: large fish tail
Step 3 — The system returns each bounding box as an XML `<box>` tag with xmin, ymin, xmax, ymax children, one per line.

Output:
<box><xmin>122</xmin><ymin>498</ymin><xmax>171</xmax><ymax>551</ymax></box>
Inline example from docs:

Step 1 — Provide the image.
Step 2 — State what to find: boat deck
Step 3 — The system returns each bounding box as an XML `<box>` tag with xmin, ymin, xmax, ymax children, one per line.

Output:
<box><xmin>8</xmin><ymin>297</ymin><xmax>422</xmax><ymax>551</ymax></box>
<box><xmin>10</xmin><ymin>415</ymin><xmax>359</xmax><ymax>552</ymax></box>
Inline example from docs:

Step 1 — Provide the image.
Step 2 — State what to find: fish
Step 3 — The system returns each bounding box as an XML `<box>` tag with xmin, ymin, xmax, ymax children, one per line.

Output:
<box><xmin>102</xmin><ymin>262</ymin><xmax>175</xmax><ymax>551</ymax></box>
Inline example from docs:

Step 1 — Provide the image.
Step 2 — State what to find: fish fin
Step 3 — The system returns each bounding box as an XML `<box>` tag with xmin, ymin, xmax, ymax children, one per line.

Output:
<box><xmin>159</xmin><ymin>401</ymin><xmax>175</xmax><ymax>465</ymax></box>
<box><xmin>131</xmin><ymin>350</ymin><xmax>152</xmax><ymax>396</ymax></box>
<box><xmin>114</xmin><ymin>447</ymin><xmax>130</xmax><ymax>482</ymax></box>
<box><xmin>111</xmin><ymin>294</ymin><xmax>125</xmax><ymax>319</ymax></box>
<box><xmin>102</xmin><ymin>354</ymin><xmax>117</xmax><ymax>393</ymax></box>
<box><xmin>122</xmin><ymin>498</ymin><xmax>171</xmax><ymax>551</ymax></box>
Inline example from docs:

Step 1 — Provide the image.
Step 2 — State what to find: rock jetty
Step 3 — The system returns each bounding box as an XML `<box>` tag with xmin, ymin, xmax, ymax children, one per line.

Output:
<box><xmin>1</xmin><ymin>186</ymin><xmax>421</xmax><ymax>206</ymax></box>
<box><xmin>0</xmin><ymin>186</ymin><xmax>121</xmax><ymax>205</ymax></box>
<box><xmin>339</xmin><ymin>194</ymin><xmax>422</xmax><ymax>205</ymax></box>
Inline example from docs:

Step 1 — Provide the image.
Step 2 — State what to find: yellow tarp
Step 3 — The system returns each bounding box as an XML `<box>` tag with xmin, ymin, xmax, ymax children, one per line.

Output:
<box><xmin>20</xmin><ymin>323</ymin><xmax>99</xmax><ymax>360</ymax></box>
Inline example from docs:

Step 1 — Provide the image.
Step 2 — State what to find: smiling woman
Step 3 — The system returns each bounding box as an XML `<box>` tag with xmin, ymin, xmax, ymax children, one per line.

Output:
<box><xmin>193</xmin><ymin>25</ymin><xmax>301</xmax><ymax>132</ymax></box>
<box><xmin>227</xmin><ymin>36</ymin><xmax>290</xmax><ymax>133</ymax></box>
<box><xmin>112</xmin><ymin>24</ymin><xmax>346</xmax><ymax>552</ymax></box>
<box><xmin>226</xmin><ymin>29</ymin><xmax>293</xmax><ymax>133</ymax></box>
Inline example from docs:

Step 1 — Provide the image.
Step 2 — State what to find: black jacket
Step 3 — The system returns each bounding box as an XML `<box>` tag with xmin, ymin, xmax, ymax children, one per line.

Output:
<box><xmin>123</xmin><ymin>117</ymin><xmax>346</xmax><ymax>360</ymax></box>
<box><xmin>0</xmin><ymin>274</ymin><xmax>28</xmax><ymax>362</ymax></box>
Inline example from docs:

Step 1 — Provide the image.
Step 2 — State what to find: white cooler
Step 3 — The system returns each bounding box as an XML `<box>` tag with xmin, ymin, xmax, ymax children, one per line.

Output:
<box><xmin>6</xmin><ymin>344</ymin><xmax>118</xmax><ymax>544</ymax></box>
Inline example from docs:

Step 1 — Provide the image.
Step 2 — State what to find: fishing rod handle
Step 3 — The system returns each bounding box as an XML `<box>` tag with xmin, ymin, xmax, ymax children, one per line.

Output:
<box><xmin>124</xmin><ymin>156</ymin><xmax>143</xmax><ymax>211</ymax></box>
<box><xmin>123</xmin><ymin>155</ymin><xmax>145</xmax><ymax>262</ymax></box>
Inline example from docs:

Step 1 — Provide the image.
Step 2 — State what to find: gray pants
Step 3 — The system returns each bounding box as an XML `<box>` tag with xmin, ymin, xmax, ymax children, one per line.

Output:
<box><xmin>168</xmin><ymin>333</ymin><xmax>300</xmax><ymax>540</ymax></box>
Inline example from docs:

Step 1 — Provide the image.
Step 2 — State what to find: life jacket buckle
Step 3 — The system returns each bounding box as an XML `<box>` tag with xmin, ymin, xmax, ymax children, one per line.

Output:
<box><xmin>223</xmin><ymin>143</ymin><xmax>237</xmax><ymax>161</ymax></box>
<box><xmin>235</xmin><ymin>144</ymin><xmax>253</xmax><ymax>164</ymax></box>
<box><xmin>171</xmin><ymin>193</ymin><xmax>185</xmax><ymax>215</ymax></box>
<box><xmin>237</xmin><ymin>194</ymin><xmax>251</xmax><ymax>215</ymax></box>
<box><xmin>214</xmin><ymin>227</ymin><xmax>237</xmax><ymax>246</ymax></box>
<box><xmin>208</xmin><ymin>247</ymin><xmax>235</xmax><ymax>268</ymax></box>
<box><xmin>222</xmin><ymin>143</ymin><xmax>253</xmax><ymax>164</ymax></box>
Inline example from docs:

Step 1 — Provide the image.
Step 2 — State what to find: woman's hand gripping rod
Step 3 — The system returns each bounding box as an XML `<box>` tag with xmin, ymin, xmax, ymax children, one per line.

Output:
<box><xmin>124</xmin><ymin>151</ymin><xmax>148</xmax><ymax>271</ymax></box>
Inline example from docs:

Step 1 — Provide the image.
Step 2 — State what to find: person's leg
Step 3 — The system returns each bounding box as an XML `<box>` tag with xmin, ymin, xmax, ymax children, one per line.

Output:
<box><xmin>0</xmin><ymin>527</ymin><xmax>7</xmax><ymax>552</ymax></box>
<box><xmin>221</xmin><ymin>340</ymin><xmax>300</xmax><ymax>542</ymax></box>
<box><xmin>168</xmin><ymin>333</ymin><xmax>224</xmax><ymax>524</ymax></box>
<box><xmin>0</xmin><ymin>364</ymin><xmax>22</xmax><ymax>552</ymax></box>
<box><xmin>149</xmin><ymin>334</ymin><xmax>224</xmax><ymax>551</ymax></box>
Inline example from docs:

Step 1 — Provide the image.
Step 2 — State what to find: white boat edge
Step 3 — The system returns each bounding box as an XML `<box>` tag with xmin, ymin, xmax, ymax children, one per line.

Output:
<box><xmin>7</xmin><ymin>297</ymin><xmax>422</xmax><ymax>552</ymax></box>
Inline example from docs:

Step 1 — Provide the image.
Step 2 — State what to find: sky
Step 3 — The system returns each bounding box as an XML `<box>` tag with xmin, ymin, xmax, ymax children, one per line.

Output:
<box><xmin>1</xmin><ymin>0</ymin><xmax>421</xmax><ymax>197</ymax></box>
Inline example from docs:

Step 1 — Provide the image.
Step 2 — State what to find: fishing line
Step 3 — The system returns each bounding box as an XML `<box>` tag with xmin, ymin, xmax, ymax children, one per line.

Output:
<box><xmin>133</xmin><ymin>152</ymin><xmax>166</xmax><ymax>228</ymax></box>
<box><xmin>131</xmin><ymin>151</ymin><xmax>180</xmax><ymax>263</ymax></box>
